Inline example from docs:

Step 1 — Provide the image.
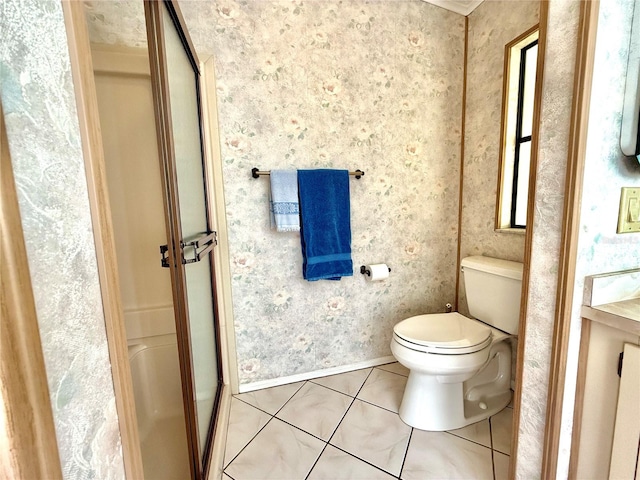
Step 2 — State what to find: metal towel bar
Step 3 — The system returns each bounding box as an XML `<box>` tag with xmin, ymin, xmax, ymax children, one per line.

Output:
<box><xmin>251</xmin><ymin>167</ymin><xmax>365</xmax><ymax>179</ymax></box>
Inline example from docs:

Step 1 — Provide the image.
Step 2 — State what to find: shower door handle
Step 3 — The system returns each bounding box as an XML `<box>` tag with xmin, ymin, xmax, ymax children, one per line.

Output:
<box><xmin>180</xmin><ymin>231</ymin><xmax>217</xmax><ymax>265</ymax></box>
<box><xmin>160</xmin><ymin>244</ymin><xmax>170</xmax><ymax>268</ymax></box>
<box><xmin>159</xmin><ymin>231</ymin><xmax>216</xmax><ymax>268</ymax></box>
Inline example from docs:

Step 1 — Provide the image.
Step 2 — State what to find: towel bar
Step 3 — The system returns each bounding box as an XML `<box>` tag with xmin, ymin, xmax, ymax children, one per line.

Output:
<box><xmin>251</xmin><ymin>167</ymin><xmax>365</xmax><ymax>179</ymax></box>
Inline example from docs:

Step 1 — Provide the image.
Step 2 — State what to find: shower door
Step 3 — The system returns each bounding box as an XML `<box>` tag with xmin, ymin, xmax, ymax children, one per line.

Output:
<box><xmin>145</xmin><ymin>1</ymin><xmax>222</xmax><ymax>478</ymax></box>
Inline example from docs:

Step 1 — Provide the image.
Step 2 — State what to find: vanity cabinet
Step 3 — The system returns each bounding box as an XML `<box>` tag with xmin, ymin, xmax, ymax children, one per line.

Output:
<box><xmin>570</xmin><ymin>270</ymin><xmax>640</xmax><ymax>480</ymax></box>
<box><xmin>609</xmin><ymin>342</ymin><xmax>640</xmax><ymax>479</ymax></box>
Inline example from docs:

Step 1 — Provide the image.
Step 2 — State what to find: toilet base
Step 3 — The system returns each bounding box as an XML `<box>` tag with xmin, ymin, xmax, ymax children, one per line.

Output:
<box><xmin>398</xmin><ymin>371</ymin><xmax>512</xmax><ymax>431</ymax></box>
<box><xmin>397</xmin><ymin>339</ymin><xmax>513</xmax><ymax>431</ymax></box>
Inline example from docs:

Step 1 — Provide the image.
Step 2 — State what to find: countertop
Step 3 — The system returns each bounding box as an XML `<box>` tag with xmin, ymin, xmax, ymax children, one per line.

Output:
<box><xmin>581</xmin><ymin>298</ymin><xmax>640</xmax><ymax>335</ymax></box>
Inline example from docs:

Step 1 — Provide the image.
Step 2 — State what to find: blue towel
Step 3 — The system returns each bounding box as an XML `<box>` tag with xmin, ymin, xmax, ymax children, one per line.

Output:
<box><xmin>270</xmin><ymin>170</ymin><xmax>300</xmax><ymax>232</ymax></box>
<box><xmin>298</xmin><ymin>169</ymin><xmax>353</xmax><ymax>281</ymax></box>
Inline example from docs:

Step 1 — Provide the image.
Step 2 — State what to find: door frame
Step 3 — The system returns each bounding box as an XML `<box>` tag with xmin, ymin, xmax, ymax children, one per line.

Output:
<box><xmin>62</xmin><ymin>2</ymin><xmax>145</xmax><ymax>478</ymax></box>
<box><xmin>506</xmin><ymin>0</ymin><xmax>599</xmax><ymax>477</ymax></box>
<box><xmin>539</xmin><ymin>1</ymin><xmax>599</xmax><ymax>478</ymax></box>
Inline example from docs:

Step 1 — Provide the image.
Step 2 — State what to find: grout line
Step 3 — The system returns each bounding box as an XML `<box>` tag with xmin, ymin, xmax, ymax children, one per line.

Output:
<box><xmin>308</xmin><ymin>369</ymin><xmax>372</xmax><ymax>398</ymax></box>
<box><xmin>276</xmin><ymin>415</ymin><xmax>332</xmax><ymax>444</ymax></box>
<box><xmin>353</xmin><ymin>368</ymin><xmax>375</xmax><ymax>398</ymax></box>
<box><xmin>232</xmin><ymin>395</ymin><xmax>276</xmax><ymax>417</ymax></box>
<box><xmin>398</xmin><ymin>427</ymin><xmax>414</xmax><ymax>479</ymax></box>
<box><xmin>304</xmin><ymin>442</ymin><xmax>329</xmax><ymax>480</ymax></box>
<box><xmin>223</xmin><ymin>414</ymin><xmax>275</xmax><ymax>473</ymax></box>
<box><xmin>326</xmin><ymin>393</ymin><xmax>357</xmax><ymax>445</ymax></box>
<box><xmin>325</xmin><ymin>368</ymin><xmax>375</xmax><ymax>444</ymax></box>
<box><xmin>307</xmin><ymin>380</ymin><xmax>357</xmax><ymax>398</ymax></box>
<box><xmin>444</xmin><ymin>429</ymin><xmax>493</xmax><ymax>450</ymax></box>
<box><xmin>272</xmin><ymin>380</ymin><xmax>307</xmax><ymax>417</ymax></box>
<box><xmin>374</xmin><ymin>365</ymin><xmax>409</xmax><ymax>378</ymax></box>
<box><xmin>354</xmin><ymin>397</ymin><xmax>401</xmax><ymax>416</ymax></box>
<box><xmin>225</xmin><ymin>381</ymin><xmax>306</xmax><ymax>473</ymax></box>
<box><xmin>489</xmin><ymin>415</ymin><xmax>497</xmax><ymax>480</ymax></box>
<box><xmin>329</xmin><ymin>443</ymin><xmax>402</xmax><ymax>478</ymax></box>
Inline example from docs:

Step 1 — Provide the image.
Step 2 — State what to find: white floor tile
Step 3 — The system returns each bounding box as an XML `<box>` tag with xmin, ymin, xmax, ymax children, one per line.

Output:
<box><xmin>310</xmin><ymin>368</ymin><xmax>372</xmax><ymax>397</ymax></box>
<box><xmin>308</xmin><ymin>445</ymin><xmax>396</xmax><ymax>480</ymax></box>
<box><xmin>447</xmin><ymin>418</ymin><xmax>491</xmax><ymax>448</ymax></box>
<box><xmin>377</xmin><ymin>362</ymin><xmax>409</xmax><ymax>377</ymax></box>
<box><xmin>490</xmin><ymin>407</ymin><xmax>513</xmax><ymax>455</ymax></box>
<box><xmin>493</xmin><ymin>451</ymin><xmax>510</xmax><ymax>480</ymax></box>
<box><xmin>224</xmin><ymin>397</ymin><xmax>271</xmax><ymax>466</ymax></box>
<box><xmin>401</xmin><ymin>430</ymin><xmax>494</xmax><ymax>480</ymax></box>
<box><xmin>235</xmin><ymin>381</ymin><xmax>304</xmax><ymax>415</ymax></box>
<box><xmin>276</xmin><ymin>382</ymin><xmax>352</xmax><ymax>441</ymax></box>
<box><xmin>225</xmin><ymin>418</ymin><xmax>324</xmax><ymax>480</ymax></box>
<box><xmin>330</xmin><ymin>399</ymin><xmax>411</xmax><ymax>476</ymax></box>
<box><xmin>357</xmin><ymin>368</ymin><xmax>407</xmax><ymax>413</ymax></box>
<box><xmin>225</xmin><ymin>375</ymin><xmax>515</xmax><ymax>480</ymax></box>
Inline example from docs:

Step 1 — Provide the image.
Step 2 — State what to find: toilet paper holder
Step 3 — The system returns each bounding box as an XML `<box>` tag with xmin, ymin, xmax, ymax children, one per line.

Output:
<box><xmin>360</xmin><ymin>265</ymin><xmax>391</xmax><ymax>276</ymax></box>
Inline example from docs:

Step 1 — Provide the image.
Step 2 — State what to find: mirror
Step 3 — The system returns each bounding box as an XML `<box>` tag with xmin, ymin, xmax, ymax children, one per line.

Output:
<box><xmin>621</xmin><ymin>1</ymin><xmax>640</xmax><ymax>160</ymax></box>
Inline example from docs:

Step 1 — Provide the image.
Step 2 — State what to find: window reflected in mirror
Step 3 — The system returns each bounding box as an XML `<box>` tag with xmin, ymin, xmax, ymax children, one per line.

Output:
<box><xmin>497</xmin><ymin>27</ymin><xmax>539</xmax><ymax>230</ymax></box>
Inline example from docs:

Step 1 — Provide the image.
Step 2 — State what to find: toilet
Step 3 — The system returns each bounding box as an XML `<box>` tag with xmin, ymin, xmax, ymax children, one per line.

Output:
<box><xmin>390</xmin><ymin>255</ymin><xmax>523</xmax><ymax>431</ymax></box>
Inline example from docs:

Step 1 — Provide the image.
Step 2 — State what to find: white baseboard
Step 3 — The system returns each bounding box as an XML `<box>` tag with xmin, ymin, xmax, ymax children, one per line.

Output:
<box><xmin>238</xmin><ymin>356</ymin><xmax>397</xmax><ymax>393</ymax></box>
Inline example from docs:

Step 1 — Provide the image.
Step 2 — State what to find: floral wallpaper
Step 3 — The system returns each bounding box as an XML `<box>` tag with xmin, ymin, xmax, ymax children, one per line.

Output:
<box><xmin>0</xmin><ymin>0</ymin><xmax>124</xmax><ymax>478</ymax></box>
<box><xmin>180</xmin><ymin>0</ymin><xmax>466</xmax><ymax>386</ymax></box>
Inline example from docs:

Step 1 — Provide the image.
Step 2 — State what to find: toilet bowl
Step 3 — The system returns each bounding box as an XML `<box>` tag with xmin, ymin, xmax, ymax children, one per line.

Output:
<box><xmin>390</xmin><ymin>256</ymin><xmax>523</xmax><ymax>431</ymax></box>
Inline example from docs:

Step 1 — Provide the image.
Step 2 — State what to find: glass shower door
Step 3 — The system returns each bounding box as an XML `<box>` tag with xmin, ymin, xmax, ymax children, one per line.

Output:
<box><xmin>145</xmin><ymin>1</ymin><xmax>221</xmax><ymax>478</ymax></box>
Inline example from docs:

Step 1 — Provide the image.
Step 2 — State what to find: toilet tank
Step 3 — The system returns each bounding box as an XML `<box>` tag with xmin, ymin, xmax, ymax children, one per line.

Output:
<box><xmin>461</xmin><ymin>256</ymin><xmax>523</xmax><ymax>334</ymax></box>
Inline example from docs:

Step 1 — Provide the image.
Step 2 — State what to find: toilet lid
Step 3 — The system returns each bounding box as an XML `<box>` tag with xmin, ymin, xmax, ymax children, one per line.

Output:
<box><xmin>393</xmin><ymin>313</ymin><xmax>491</xmax><ymax>351</ymax></box>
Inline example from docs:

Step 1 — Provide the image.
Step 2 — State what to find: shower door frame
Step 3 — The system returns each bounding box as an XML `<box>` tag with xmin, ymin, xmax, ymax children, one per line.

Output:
<box><xmin>144</xmin><ymin>1</ymin><xmax>223</xmax><ymax>478</ymax></box>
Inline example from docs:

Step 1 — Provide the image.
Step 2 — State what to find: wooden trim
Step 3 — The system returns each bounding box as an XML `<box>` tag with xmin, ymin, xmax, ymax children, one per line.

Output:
<box><xmin>495</xmin><ymin>24</ymin><xmax>540</xmax><ymax>230</ymax></box>
<box><xmin>202</xmin><ymin>57</ymin><xmax>240</xmax><ymax>393</ymax></box>
<box><xmin>509</xmin><ymin>1</ymin><xmax>548</xmax><ymax>477</ymax></box>
<box><xmin>568</xmin><ymin>318</ymin><xmax>592</xmax><ymax>478</ymax></box>
<box><xmin>455</xmin><ymin>16</ymin><xmax>468</xmax><ymax>311</ymax></box>
<box><xmin>205</xmin><ymin>385</ymin><xmax>232</xmax><ymax>479</ymax></box>
<box><xmin>61</xmin><ymin>3</ymin><xmax>145</xmax><ymax>479</ymax></box>
<box><xmin>541</xmin><ymin>1</ymin><xmax>599</xmax><ymax>478</ymax></box>
<box><xmin>1</xmin><ymin>103</ymin><xmax>63</xmax><ymax>480</ymax></box>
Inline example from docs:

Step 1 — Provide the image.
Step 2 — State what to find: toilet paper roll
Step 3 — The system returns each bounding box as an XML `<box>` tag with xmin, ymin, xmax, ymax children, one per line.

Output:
<box><xmin>366</xmin><ymin>264</ymin><xmax>390</xmax><ymax>281</ymax></box>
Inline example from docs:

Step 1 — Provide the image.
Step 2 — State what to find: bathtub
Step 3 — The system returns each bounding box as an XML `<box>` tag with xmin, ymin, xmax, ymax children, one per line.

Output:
<box><xmin>128</xmin><ymin>333</ymin><xmax>190</xmax><ymax>479</ymax></box>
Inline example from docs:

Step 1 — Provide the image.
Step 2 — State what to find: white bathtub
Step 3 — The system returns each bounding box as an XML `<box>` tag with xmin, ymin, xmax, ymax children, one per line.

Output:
<box><xmin>128</xmin><ymin>333</ymin><xmax>190</xmax><ymax>479</ymax></box>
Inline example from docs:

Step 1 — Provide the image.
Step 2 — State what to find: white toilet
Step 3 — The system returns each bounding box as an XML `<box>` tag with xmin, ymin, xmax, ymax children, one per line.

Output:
<box><xmin>390</xmin><ymin>255</ymin><xmax>523</xmax><ymax>431</ymax></box>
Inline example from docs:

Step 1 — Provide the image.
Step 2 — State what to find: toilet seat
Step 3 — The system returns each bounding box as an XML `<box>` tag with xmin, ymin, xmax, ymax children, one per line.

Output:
<box><xmin>393</xmin><ymin>313</ymin><xmax>492</xmax><ymax>355</ymax></box>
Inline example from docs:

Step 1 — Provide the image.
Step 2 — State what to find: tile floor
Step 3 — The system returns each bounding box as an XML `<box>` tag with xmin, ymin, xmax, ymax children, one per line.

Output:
<box><xmin>222</xmin><ymin>363</ymin><xmax>513</xmax><ymax>480</ymax></box>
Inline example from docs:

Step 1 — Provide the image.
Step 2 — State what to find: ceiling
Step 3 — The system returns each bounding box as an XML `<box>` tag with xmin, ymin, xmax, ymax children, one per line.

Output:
<box><xmin>421</xmin><ymin>0</ymin><xmax>485</xmax><ymax>16</ymax></box>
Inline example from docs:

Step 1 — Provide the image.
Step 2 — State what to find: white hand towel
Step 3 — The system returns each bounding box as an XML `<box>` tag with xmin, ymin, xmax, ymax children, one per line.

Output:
<box><xmin>270</xmin><ymin>170</ymin><xmax>300</xmax><ymax>232</ymax></box>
